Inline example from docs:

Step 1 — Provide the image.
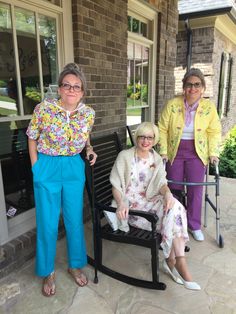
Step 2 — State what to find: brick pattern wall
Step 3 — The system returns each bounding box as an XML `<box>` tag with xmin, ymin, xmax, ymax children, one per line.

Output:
<box><xmin>72</xmin><ymin>0</ymin><xmax>179</xmax><ymax>129</ymax></box>
<box><xmin>175</xmin><ymin>25</ymin><xmax>236</xmax><ymax>135</ymax></box>
<box><xmin>72</xmin><ymin>0</ymin><xmax>128</xmax><ymax>141</ymax></box>
<box><xmin>0</xmin><ymin>224</ymin><xmax>65</xmax><ymax>279</ymax></box>
<box><xmin>155</xmin><ymin>0</ymin><xmax>179</xmax><ymax>120</ymax></box>
<box><xmin>175</xmin><ymin>27</ymin><xmax>215</xmax><ymax>98</ymax></box>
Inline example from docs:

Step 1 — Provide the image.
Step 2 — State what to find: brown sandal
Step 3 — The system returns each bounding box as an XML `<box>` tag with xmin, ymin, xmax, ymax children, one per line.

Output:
<box><xmin>68</xmin><ymin>268</ymin><xmax>88</xmax><ymax>287</ymax></box>
<box><xmin>42</xmin><ymin>272</ymin><xmax>56</xmax><ymax>297</ymax></box>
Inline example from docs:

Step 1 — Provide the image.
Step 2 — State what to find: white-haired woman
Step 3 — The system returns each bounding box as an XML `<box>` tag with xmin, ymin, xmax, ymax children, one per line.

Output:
<box><xmin>110</xmin><ymin>122</ymin><xmax>200</xmax><ymax>290</ymax></box>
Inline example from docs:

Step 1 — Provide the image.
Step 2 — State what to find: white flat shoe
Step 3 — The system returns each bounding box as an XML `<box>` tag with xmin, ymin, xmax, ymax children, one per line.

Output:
<box><xmin>163</xmin><ymin>259</ymin><xmax>183</xmax><ymax>285</ymax></box>
<box><xmin>182</xmin><ymin>279</ymin><xmax>201</xmax><ymax>290</ymax></box>
<box><xmin>189</xmin><ymin>229</ymin><xmax>204</xmax><ymax>241</ymax></box>
<box><xmin>177</xmin><ymin>273</ymin><xmax>201</xmax><ymax>290</ymax></box>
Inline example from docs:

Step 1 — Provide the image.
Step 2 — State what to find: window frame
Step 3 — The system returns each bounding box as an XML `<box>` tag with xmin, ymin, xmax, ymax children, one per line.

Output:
<box><xmin>0</xmin><ymin>0</ymin><xmax>73</xmax><ymax>245</ymax></box>
<box><xmin>127</xmin><ymin>0</ymin><xmax>158</xmax><ymax>123</ymax></box>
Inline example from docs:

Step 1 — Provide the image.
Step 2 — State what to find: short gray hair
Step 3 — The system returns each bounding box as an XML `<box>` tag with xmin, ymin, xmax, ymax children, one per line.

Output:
<box><xmin>58</xmin><ymin>63</ymin><xmax>87</xmax><ymax>96</ymax></box>
<box><xmin>134</xmin><ymin>122</ymin><xmax>159</xmax><ymax>146</ymax></box>
<box><xmin>182</xmin><ymin>68</ymin><xmax>206</xmax><ymax>89</ymax></box>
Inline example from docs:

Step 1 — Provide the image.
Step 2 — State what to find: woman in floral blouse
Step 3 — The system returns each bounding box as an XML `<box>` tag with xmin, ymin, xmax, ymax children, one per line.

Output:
<box><xmin>110</xmin><ymin>122</ymin><xmax>200</xmax><ymax>290</ymax></box>
<box><xmin>27</xmin><ymin>63</ymin><xmax>97</xmax><ymax>296</ymax></box>
<box><xmin>158</xmin><ymin>68</ymin><xmax>221</xmax><ymax>242</ymax></box>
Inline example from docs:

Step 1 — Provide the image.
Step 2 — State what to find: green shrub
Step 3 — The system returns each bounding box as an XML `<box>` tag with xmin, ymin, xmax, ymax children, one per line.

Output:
<box><xmin>127</xmin><ymin>83</ymin><xmax>147</xmax><ymax>102</ymax></box>
<box><xmin>141</xmin><ymin>84</ymin><xmax>148</xmax><ymax>102</ymax></box>
<box><xmin>25</xmin><ymin>87</ymin><xmax>41</xmax><ymax>102</ymax></box>
<box><xmin>0</xmin><ymin>80</ymin><xmax>7</xmax><ymax>87</ymax></box>
<box><xmin>218</xmin><ymin>126</ymin><xmax>236</xmax><ymax>178</ymax></box>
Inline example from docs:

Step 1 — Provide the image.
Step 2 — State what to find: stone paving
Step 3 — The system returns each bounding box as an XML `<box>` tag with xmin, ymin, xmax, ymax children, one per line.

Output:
<box><xmin>0</xmin><ymin>176</ymin><xmax>236</xmax><ymax>314</ymax></box>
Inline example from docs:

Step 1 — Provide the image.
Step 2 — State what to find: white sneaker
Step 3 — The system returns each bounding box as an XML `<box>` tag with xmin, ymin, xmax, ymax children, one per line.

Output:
<box><xmin>190</xmin><ymin>229</ymin><xmax>204</xmax><ymax>241</ymax></box>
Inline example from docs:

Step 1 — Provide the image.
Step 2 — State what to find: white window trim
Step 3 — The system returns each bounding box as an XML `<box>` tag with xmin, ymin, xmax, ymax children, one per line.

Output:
<box><xmin>0</xmin><ymin>0</ymin><xmax>73</xmax><ymax>245</ymax></box>
<box><xmin>128</xmin><ymin>0</ymin><xmax>158</xmax><ymax>122</ymax></box>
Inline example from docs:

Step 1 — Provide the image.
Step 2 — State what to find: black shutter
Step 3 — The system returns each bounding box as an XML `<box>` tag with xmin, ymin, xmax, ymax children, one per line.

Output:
<box><xmin>217</xmin><ymin>52</ymin><xmax>226</xmax><ymax>116</ymax></box>
<box><xmin>224</xmin><ymin>55</ymin><xmax>233</xmax><ymax>116</ymax></box>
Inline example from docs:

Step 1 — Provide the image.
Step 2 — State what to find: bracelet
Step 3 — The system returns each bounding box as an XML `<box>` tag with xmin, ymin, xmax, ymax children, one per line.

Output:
<box><xmin>86</xmin><ymin>144</ymin><xmax>93</xmax><ymax>150</ymax></box>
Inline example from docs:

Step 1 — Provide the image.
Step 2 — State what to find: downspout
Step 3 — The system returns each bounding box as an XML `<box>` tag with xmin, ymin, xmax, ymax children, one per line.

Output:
<box><xmin>185</xmin><ymin>18</ymin><xmax>192</xmax><ymax>71</ymax></box>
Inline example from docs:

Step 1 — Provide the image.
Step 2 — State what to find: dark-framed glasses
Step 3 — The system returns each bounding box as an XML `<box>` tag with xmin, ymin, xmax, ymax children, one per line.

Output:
<box><xmin>60</xmin><ymin>83</ymin><xmax>82</xmax><ymax>92</ymax></box>
<box><xmin>185</xmin><ymin>82</ymin><xmax>202</xmax><ymax>89</ymax></box>
<box><xmin>137</xmin><ymin>135</ymin><xmax>155</xmax><ymax>141</ymax></box>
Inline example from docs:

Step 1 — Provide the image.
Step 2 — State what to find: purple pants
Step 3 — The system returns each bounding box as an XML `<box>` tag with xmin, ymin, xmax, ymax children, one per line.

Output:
<box><xmin>166</xmin><ymin>140</ymin><xmax>206</xmax><ymax>230</ymax></box>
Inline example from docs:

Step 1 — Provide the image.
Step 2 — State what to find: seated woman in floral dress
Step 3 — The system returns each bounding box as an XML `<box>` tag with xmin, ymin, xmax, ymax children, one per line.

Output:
<box><xmin>109</xmin><ymin>122</ymin><xmax>200</xmax><ymax>290</ymax></box>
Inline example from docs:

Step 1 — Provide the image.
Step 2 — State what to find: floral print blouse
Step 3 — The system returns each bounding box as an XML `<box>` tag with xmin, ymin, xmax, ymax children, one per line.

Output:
<box><xmin>26</xmin><ymin>98</ymin><xmax>95</xmax><ymax>156</ymax></box>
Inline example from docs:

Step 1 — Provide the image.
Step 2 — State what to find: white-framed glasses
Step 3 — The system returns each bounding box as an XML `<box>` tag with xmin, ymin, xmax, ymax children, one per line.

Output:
<box><xmin>60</xmin><ymin>83</ymin><xmax>82</xmax><ymax>92</ymax></box>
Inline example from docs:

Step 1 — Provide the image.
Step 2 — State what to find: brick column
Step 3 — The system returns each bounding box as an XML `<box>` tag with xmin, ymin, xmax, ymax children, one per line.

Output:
<box><xmin>72</xmin><ymin>0</ymin><xmax>128</xmax><ymax>138</ymax></box>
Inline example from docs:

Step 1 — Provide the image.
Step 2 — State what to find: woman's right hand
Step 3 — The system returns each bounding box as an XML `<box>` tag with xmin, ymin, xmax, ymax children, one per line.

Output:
<box><xmin>116</xmin><ymin>202</ymin><xmax>129</xmax><ymax>220</ymax></box>
<box><xmin>161</xmin><ymin>154</ymin><xmax>168</xmax><ymax>162</ymax></box>
<box><xmin>31</xmin><ymin>159</ymin><xmax>38</xmax><ymax>167</ymax></box>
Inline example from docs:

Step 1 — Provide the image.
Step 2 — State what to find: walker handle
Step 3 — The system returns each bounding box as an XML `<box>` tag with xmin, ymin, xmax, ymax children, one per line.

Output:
<box><xmin>212</xmin><ymin>160</ymin><xmax>219</xmax><ymax>177</ymax></box>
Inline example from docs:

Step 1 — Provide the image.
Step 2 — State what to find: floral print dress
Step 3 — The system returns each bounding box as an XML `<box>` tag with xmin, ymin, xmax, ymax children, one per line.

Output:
<box><xmin>126</xmin><ymin>152</ymin><xmax>189</xmax><ymax>258</ymax></box>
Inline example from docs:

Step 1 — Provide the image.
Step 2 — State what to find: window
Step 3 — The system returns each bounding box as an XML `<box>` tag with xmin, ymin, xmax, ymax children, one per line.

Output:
<box><xmin>0</xmin><ymin>0</ymin><xmax>72</xmax><ymax>245</ymax></box>
<box><xmin>0</xmin><ymin>3</ymin><xmax>58</xmax><ymax>118</ymax></box>
<box><xmin>127</xmin><ymin>42</ymin><xmax>149</xmax><ymax>109</ymax></box>
<box><xmin>217</xmin><ymin>52</ymin><xmax>233</xmax><ymax>117</ymax></box>
<box><xmin>127</xmin><ymin>1</ymin><xmax>158</xmax><ymax>125</ymax></box>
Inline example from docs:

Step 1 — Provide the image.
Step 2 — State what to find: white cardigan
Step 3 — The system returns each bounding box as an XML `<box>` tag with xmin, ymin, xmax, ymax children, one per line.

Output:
<box><xmin>110</xmin><ymin>146</ymin><xmax>167</xmax><ymax>207</ymax></box>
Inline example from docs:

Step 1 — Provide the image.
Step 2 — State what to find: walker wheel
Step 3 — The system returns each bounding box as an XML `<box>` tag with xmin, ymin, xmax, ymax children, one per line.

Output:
<box><xmin>94</xmin><ymin>277</ymin><xmax>98</xmax><ymax>284</ymax></box>
<box><xmin>218</xmin><ymin>235</ymin><xmax>224</xmax><ymax>248</ymax></box>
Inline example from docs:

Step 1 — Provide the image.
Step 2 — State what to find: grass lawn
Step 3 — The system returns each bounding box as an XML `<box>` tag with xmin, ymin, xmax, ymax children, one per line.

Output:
<box><xmin>127</xmin><ymin>108</ymin><xmax>141</xmax><ymax>116</ymax></box>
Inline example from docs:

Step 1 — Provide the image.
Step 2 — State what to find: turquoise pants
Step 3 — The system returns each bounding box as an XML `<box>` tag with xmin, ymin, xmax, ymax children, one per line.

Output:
<box><xmin>32</xmin><ymin>153</ymin><xmax>87</xmax><ymax>277</ymax></box>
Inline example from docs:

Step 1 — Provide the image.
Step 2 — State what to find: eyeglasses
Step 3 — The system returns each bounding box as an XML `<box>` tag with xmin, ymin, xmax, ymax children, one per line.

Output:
<box><xmin>137</xmin><ymin>135</ymin><xmax>155</xmax><ymax>141</ymax></box>
<box><xmin>60</xmin><ymin>83</ymin><xmax>82</xmax><ymax>93</ymax></box>
<box><xmin>184</xmin><ymin>82</ymin><xmax>202</xmax><ymax>89</ymax></box>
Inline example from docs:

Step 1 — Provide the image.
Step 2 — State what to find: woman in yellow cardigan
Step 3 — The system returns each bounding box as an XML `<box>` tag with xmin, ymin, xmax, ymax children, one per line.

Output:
<box><xmin>158</xmin><ymin>68</ymin><xmax>221</xmax><ymax>241</ymax></box>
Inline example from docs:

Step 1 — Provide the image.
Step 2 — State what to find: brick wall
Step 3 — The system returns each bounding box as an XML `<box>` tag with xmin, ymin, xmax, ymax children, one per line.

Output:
<box><xmin>175</xmin><ymin>25</ymin><xmax>236</xmax><ymax>135</ymax></box>
<box><xmin>175</xmin><ymin>27</ymin><xmax>215</xmax><ymax>98</ymax></box>
<box><xmin>155</xmin><ymin>0</ymin><xmax>179</xmax><ymax>120</ymax></box>
<box><xmin>72</xmin><ymin>0</ymin><xmax>128</xmax><ymax>141</ymax></box>
<box><xmin>0</xmin><ymin>224</ymin><xmax>65</xmax><ymax>279</ymax></box>
<box><xmin>72</xmin><ymin>0</ymin><xmax>178</xmax><ymax>129</ymax></box>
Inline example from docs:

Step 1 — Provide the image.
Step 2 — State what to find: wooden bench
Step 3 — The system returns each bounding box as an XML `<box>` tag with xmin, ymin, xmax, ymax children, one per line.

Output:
<box><xmin>85</xmin><ymin>132</ymin><xmax>166</xmax><ymax>290</ymax></box>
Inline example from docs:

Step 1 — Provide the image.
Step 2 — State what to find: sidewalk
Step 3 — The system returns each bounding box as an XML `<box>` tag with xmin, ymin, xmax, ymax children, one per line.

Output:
<box><xmin>0</xmin><ymin>176</ymin><xmax>236</xmax><ymax>314</ymax></box>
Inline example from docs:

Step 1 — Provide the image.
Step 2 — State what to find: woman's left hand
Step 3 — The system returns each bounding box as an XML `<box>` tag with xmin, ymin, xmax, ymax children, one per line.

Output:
<box><xmin>164</xmin><ymin>191</ymin><xmax>175</xmax><ymax>213</ymax></box>
<box><xmin>209</xmin><ymin>156</ymin><xmax>219</xmax><ymax>165</ymax></box>
<box><xmin>86</xmin><ymin>149</ymin><xmax>97</xmax><ymax>166</ymax></box>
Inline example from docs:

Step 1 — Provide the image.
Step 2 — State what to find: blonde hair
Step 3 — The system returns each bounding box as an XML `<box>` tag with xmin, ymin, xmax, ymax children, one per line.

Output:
<box><xmin>134</xmin><ymin>122</ymin><xmax>159</xmax><ymax>146</ymax></box>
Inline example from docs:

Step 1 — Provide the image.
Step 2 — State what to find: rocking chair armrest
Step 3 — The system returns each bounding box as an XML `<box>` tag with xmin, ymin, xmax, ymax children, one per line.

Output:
<box><xmin>96</xmin><ymin>203</ymin><xmax>159</xmax><ymax>224</ymax></box>
<box><xmin>129</xmin><ymin>209</ymin><xmax>159</xmax><ymax>224</ymax></box>
<box><xmin>96</xmin><ymin>203</ymin><xmax>117</xmax><ymax>213</ymax></box>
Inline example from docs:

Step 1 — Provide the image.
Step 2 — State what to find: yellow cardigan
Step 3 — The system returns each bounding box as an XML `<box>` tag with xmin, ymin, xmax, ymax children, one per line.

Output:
<box><xmin>158</xmin><ymin>96</ymin><xmax>221</xmax><ymax>165</ymax></box>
